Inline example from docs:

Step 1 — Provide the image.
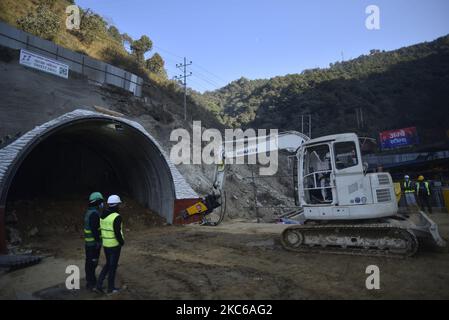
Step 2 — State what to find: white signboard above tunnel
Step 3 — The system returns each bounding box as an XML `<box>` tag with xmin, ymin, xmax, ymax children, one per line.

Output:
<box><xmin>19</xmin><ymin>49</ymin><xmax>69</xmax><ymax>79</ymax></box>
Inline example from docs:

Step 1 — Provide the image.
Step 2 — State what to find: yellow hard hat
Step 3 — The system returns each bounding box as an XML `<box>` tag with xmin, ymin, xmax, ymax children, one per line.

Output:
<box><xmin>418</xmin><ymin>175</ymin><xmax>425</xmax><ymax>181</ymax></box>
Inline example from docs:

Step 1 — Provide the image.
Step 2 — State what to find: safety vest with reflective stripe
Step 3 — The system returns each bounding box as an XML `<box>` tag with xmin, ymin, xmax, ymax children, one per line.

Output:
<box><xmin>416</xmin><ymin>181</ymin><xmax>431</xmax><ymax>196</ymax></box>
<box><xmin>84</xmin><ymin>208</ymin><xmax>100</xmax><ymax>245</ymax></box>
<box><xmin>403</xmin><ymin>181</ymin><xmax>414</xmax><ymax>193</ymax></box>
<box><xmin>100</xmin><ymin>212</ymin><xmax>123</xmax><ymax>248</ymax></box>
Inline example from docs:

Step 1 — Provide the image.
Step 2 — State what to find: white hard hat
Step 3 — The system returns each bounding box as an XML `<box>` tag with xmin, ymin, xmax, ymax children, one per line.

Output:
<box><xmin>404</xmin><ymin>175</ymin><xmax>410</xmax><ymax>179</ymax></box>
<box><xmin>107</xmin><ymin>195</ymin><xmax>122</xmax><ymax>206</ymax></box>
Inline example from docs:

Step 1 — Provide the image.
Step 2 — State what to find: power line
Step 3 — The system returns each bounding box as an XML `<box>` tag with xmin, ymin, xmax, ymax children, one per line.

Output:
<box><xmin>158</xmin><ymin>54</ymin><xmax>217</xmax><ymax>87</ymax></box>
<box><xmin>153</xmin><ymin>45</ymin><xmax>226</xmax><ymax>91</ymax></box>
<box><xmin>161</xmin><ymin>55</ymin><xmax>182</xmax><ymax>67</ymax></box>
<box><xmin>191</xmin><ymin>70</ymin><xmax>223</xmax><ymax>88</ymax></box>
<box><xmin>168</xmin><ymin>62</ymin><xmax>217</xmax><ymax>89</ymax></box>
<box><xmin>166</xmin><ymin>61</ymin><xmax>216</xmax><ymax>91</ymax></box>
<box><xmin>154</xmin><ymin>44</ymin><xmax>227</xmax><ymax>83</ymax></box>
<box><xmin>193</xmin><ymin>63</ymin><xmax>228</xmax><ymax>83</ymax></box>
<box><xmin>174</xmin><ymin>57</ymin><xmax>192</xmax><ymax>121</ymax></box>
<box><xmin>191</xmin><ymin>78</ymin><xmax>216</xmax><ymax>91</ymax></box>
<box><xmin>153</xmin><ymin>45</ymin><xmax>184</xmax><ymax>59</ymax></box>
<box><xmin>192</xmin><ymin>69</ymin><xmax>224</xmax><ymax>87</ymax></box>
<box><xmin>188</xmin><ymin>78</ymin><xmax>211</xmax><ymax>92</ymax></box>
<box><xmin>192</xmin><ymin>73</ymin><xmax>221</xmax><ymax>89</ymax></box>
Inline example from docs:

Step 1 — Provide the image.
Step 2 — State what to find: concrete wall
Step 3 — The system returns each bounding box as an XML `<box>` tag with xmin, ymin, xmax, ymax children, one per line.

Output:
<box><xmin>0</xmin><ymin>21</ymin><xmax>143</xmax><ymax>97</ymax></box>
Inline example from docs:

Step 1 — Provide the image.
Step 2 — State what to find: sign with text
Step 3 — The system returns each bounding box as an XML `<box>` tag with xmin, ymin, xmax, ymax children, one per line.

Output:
<box><xmin>379</xmin><ymin>127</ymin><xmax>419</xmax><ymax>150</ymax></box>
<box><xmin>20</xmin><ymin>49</ymin><xmax>69</xmax><ymax>79</ymax></box>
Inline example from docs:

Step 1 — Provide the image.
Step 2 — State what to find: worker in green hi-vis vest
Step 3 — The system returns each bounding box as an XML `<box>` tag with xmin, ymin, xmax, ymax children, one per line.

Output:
<box><xmin>96</xmin><ymin>195</ymin><xmax>125</xmax><ymax>294</ymax></box>
<box><xmin>402</xmin><ymin>175</ymin><xmax>417</xmax><ymax>207</ymax></box>
<box><xmin>84</xmin><ymin>192</ymin><xmax>104</xmax><ymax>291</ymax></box>
<box><xmin>416</xmin><ymin>175</ymin><xmax>433</xmax><ymax>214</ymax></box>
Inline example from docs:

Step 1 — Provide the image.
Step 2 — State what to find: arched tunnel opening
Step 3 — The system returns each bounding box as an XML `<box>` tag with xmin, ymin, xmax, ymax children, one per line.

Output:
<box><xmin>8</xmin><ymin>124</ymin><xmax>126</xmax><ymax>202</ymax></box>
<box><xmin>7</xmin><ymin>119</ymin><xmax>176</xmax><ymax>211</ymax></box>
<box><xmin>0</xmin><ymin>116</ymin><xmax>185</xmax><ymax>251</ymax></box>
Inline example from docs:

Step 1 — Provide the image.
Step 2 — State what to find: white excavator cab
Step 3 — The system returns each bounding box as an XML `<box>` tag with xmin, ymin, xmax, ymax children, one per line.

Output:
<box><xmin>297</xmin><ymin>133</ymin><xmax>397</xmax><ymax>220</ymax></box>
<box><xmin>283</xmin><ymin>132</ymin><xmax>446</xmax><ymax>257</ymax></box>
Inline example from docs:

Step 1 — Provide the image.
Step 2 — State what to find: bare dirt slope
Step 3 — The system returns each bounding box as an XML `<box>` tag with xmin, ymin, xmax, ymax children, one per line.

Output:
<box><xmin>1</xmin><ymin>212</ymin><xmax>449</xmax><ymax>300</ymax></box>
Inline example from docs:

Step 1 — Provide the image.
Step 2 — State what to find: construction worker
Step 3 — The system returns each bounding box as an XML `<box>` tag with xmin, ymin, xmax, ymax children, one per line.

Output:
<box><xmin>96</xmin><ymin>195</ymin><xmax>124</xmax><ymax>294</ymax></box>
<box><xmin>84</xmin><ymin>192</ymin><xmax>104</xmax><ymax>291</ymax></box>
<box><xmin>416</xmin><ymin>175</ymin><xmax>433</xmax><ymax>214</ymax></box>
<box><xmin>402</xmin><ymin>175</ymin><xmax>416</xmax><ymax>207</ymax></box>
<box><xmin>318</xmin><ymin>152</ymin><xmax>332</xmax><ymax>202</ymax></box>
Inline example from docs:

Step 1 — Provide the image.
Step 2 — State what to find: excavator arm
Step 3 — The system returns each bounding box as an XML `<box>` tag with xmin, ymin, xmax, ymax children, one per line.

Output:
<box><xmin>182</xmin><ymin>131</ymin><xmax>310</xmax><ymax>225</ymax></box>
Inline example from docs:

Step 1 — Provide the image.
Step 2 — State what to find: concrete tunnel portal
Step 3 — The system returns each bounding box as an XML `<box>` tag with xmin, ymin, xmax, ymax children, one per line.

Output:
<box><xmin>0</xmin><ymin>109</ymin><xmax>199</xmax><ymax>253</ymax></box>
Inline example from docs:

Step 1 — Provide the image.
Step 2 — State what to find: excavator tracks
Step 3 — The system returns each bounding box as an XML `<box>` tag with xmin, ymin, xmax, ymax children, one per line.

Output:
<box><xmin>280</xmin><ymin>223</ymin><xmax>419</xmax><ymax>258</ymax></box>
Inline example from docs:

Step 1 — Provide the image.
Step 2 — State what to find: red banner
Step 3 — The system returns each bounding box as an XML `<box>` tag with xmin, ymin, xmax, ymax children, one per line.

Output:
<box><xmin>379</xmin><ymin>127</ymin><xmax>419</xmax><ymax>150</ymax></box>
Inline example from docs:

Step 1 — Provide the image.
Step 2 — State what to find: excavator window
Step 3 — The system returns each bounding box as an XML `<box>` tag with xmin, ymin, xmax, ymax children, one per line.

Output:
<box><xmin>334</xmin><ymin>142</ymin><xmax>358</xmax><ymax>170</ymax></box>
<box><xmin>302</xmin><ymin>144</ymin><xmax>334</xmax><ymax>205</ymax></box>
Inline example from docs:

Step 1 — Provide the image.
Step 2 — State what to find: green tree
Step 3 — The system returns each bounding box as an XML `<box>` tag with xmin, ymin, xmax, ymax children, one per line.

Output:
<box><xmin>146</xmin><ymin>53</ymin><xmax>166</xmax><ymax>77</ymax></box>
<box><xmin>75</xmin><ymin>9</ymin><xmax>107</xmax><ymax>44</ymax></box>
<box><xmin>17</xmin><ymin>5</ymin><xmax>61</xmax><ymax>41</ymax></box>
<box><xmin>130</xmin><ymin>35</ymin><xmax>153</xmax><ymax>64</ymax></box>
<box><xmin>107</xmin><ymin>26</ymin><xmax>122</xmax><ymax>43</ymax></box>
<box><xmin>121</xmin><ymin>33</ymin><xmax>133</xmax><ymax>46</ymax></box>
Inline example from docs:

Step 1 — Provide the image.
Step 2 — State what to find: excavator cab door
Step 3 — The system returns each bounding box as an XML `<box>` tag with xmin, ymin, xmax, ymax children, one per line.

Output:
<box><xmin>292</xmin><ymin>155</ymin><xmax>300</xmax><ymax>206</ymax></box>
<box><xmin>298</xmin><ymin>143</ymin><xmax>337</xmax><ymax>206</ymax></box>
<box><xmin>332</xmin><ymin>138</ymin><xmax>366</xmax><ymax>207</ymax></box>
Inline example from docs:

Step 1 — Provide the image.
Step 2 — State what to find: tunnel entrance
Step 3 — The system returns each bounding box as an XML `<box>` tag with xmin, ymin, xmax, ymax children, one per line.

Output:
<box><xmin>8</xmin><ymin>124</ymin><xmax>126</xmax><ymax>202</ymax></box>
<box><xmin>0</xmin><ymin>109</ymin><xmax>199</xmax><ymax>253</ymax></box>
<box><xmin>4</xmin><ymin>118</ymin><xmax>177</xmax><ymax>218</ymax></box>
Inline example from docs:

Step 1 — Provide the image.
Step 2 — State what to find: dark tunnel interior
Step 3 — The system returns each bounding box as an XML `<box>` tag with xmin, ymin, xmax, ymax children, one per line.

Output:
<box><xmin>8</xmin><ymin>134</ymin><xmax>126</xmax><ymax>201</ymax></box>
<box><xmin>5</xmin><ymin>119</ymin><xmax>176</xmax><ymax>223</ymax></box>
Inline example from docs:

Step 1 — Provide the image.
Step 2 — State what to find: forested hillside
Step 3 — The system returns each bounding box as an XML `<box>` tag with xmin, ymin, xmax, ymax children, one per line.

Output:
<box><xmin>0</xmin><ymin>0</ymin><xmax>223</xmax><ymax>129</ymax></box>
<box><xmin>198</xmin><ymin>35</ymin><xmax>449</xmax><ymax>145</ymax></box>
<box><xmin>2</xmin><ymin>1</ymin><xmax>449</xmax><ymax>145</ymax></box>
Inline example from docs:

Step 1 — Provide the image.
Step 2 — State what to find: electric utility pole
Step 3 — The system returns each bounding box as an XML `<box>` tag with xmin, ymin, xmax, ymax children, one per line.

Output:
<box><xmin>174</xmin><ymin>57</ymin><xmax>192</xmax><ymax>120</ymax></box>
<box><xmin>356</xmin><ymin>107</ymin><xmax>364</xmax><ymax>129</ymax></box>
<box><xmin>300</xmin><ymin>114</ymin><xmax>312</xmax><ymax>138</ymax></box>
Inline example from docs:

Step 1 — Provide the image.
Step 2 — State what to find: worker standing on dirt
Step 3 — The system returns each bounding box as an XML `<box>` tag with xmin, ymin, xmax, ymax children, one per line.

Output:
<box><xmin>416</xmin><ymin>176</ymin><xmax>433</xmax><ymax>214</ymax></box>
<box><xmin>403</xmin><ymin>175</ymin><xmax>417</xmax><ymax>207</ymax></box>
<box><xmin>84</xmin><ymin>192</ymin><xmax>104</xmax><ymax>291</ymax></box>
<box><xmin>96</xmin><ymin>195</ymin><xmax>124</xmax><ymax>294</ymax></box>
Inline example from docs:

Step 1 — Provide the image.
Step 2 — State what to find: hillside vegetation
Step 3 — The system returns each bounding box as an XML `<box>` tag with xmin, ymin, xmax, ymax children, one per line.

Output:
<box><xmin>2</xmin><ymin>0</ymin><xmax>449</xmax><ymax>146</ymax></box>
<box><xmin>0</xmin><ymin>0</ymin><xmax>168</xmax><ymax>82</ymax></box>
<box><xmin>0</xmin><ymin>0</ymin><xmax>223</xmax><ymax>129</ymax></box>
<box><xmin>198</xmin><ymin>36</ymin><xmax>449</xmax><ymax>146</ymax></box>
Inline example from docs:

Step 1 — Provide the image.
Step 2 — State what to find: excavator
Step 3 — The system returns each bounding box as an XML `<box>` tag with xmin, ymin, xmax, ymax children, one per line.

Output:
<box><xmin>182</xmin><ymin>131</ymin><xmax>446</xmax><ymax>257</ymax></box>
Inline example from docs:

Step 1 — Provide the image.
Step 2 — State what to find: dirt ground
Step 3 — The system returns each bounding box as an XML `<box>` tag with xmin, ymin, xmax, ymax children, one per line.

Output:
<box><xmin>1</xmin><ymin>206</ymin><xmax>449</xmax><ymax>300</ymax></box>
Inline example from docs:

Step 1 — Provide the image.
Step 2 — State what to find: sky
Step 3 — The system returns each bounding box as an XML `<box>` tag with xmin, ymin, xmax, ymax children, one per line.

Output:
<box><xmin>75</xmin><ymin>0</ymin><xmax>449</xmax><ymax>92</ymax></box>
